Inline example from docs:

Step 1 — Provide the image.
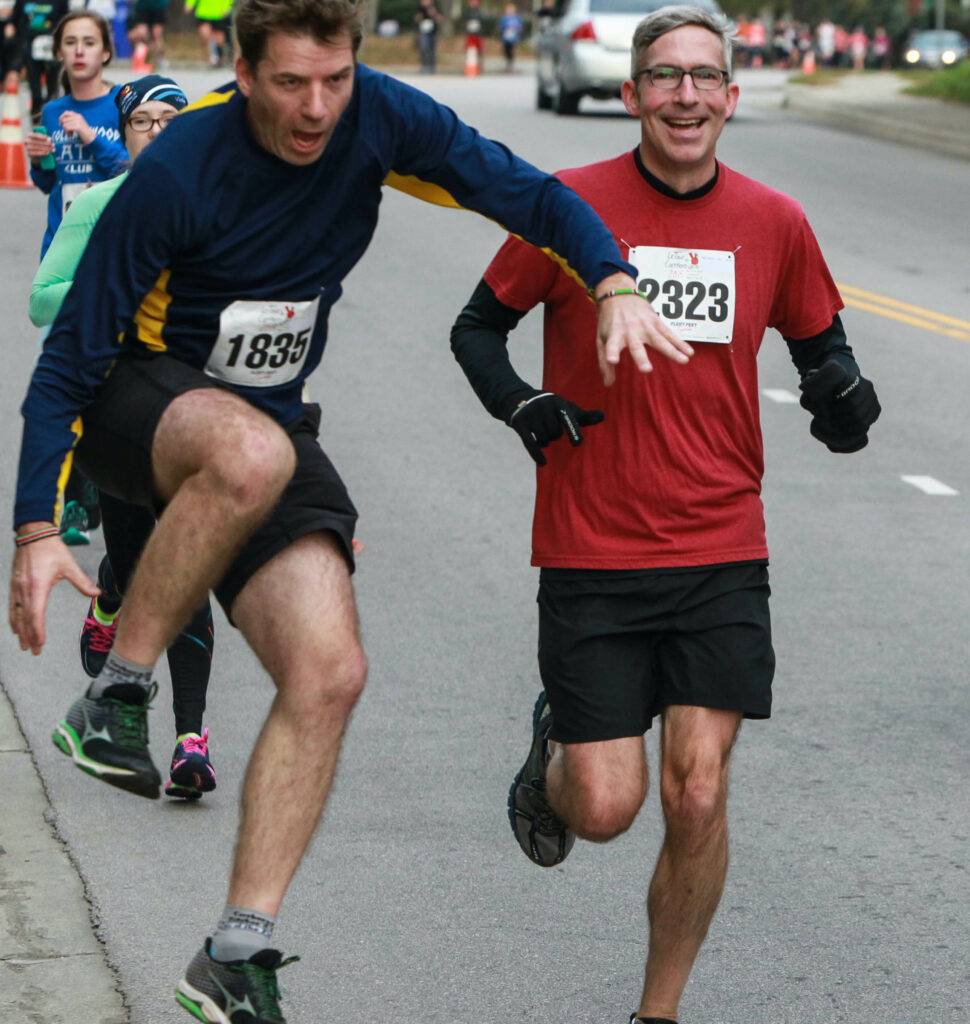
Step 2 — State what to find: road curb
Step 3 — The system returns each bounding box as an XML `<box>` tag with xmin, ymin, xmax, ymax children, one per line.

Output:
<box><xmin>0</xmin><ymin>683</ymin><xmax>128</xmax><ymax>1024</ymax></box>
<box><xmin>783</xmin><ymin>84</ymin><xmax>970</xmax><ymax>162</ymax></box>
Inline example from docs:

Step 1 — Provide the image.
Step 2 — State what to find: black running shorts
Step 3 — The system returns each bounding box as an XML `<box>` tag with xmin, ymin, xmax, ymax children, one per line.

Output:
<box><xmin>74</xmin><ymin>352</ymin><xmax>357</xmax><ymax>619</ymax></box>
<box><xmin>537</xmin><ymin>563</ymin><xmax>774</xmax><ymax>744</ymax></box>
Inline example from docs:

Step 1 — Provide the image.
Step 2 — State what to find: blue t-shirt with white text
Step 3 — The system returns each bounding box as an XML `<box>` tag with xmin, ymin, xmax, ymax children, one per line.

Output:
<box><xmin>30</xmin><ymin>87</ymin><xmax>128</xmax><ymax>257</ymax></box>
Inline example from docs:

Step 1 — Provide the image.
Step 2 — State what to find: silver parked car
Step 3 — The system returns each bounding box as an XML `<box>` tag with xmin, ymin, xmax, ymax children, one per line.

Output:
<box><xmin>535</xmin><ymin>0</ymin><xmax>724</xmax><ymax>114</ymax></box>
<box><xmin>903</xmin><ymin>30</ymin><xmax>969</xmax><ymax>69</ymax></box>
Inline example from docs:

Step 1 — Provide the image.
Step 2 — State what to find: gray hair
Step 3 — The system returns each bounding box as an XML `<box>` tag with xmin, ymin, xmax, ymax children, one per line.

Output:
<box><xmin>631</xmin><ymin>5</ymin><xmax>735</xmax><ymax>78</ymax></box>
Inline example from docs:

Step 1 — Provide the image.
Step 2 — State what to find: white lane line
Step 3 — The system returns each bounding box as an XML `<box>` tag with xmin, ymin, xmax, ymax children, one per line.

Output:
<box><xmin>901</xmin><ymin>475</ymin><xmax>959</xmax><ymax>496</ymax></box>
<box><xmin>761</xmin><ymin>388</ymin><xmax>799</xmax><ymax>404</ymax></box>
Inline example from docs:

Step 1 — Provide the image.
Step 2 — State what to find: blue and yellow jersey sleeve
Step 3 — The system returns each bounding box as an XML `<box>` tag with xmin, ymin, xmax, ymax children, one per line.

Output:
<box><xmin>15</xmin><ymin>162</ymin><xmax>199</xmax><ymax>527</ymax></box>
<box><xmin>360</xmin><ymin>69</ymin><xmax>634</xmax><ymax>291</ymax></box>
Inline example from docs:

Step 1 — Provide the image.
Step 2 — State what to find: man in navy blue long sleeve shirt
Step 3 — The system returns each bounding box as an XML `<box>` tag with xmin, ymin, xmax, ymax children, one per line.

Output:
<box><xmin>10</xmin><ymin>0</ymin><xmax>694</xmax><ymax>1015</ymax></box>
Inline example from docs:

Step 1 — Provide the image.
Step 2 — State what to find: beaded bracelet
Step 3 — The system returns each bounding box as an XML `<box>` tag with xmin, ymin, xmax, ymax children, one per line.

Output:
<box><xmin>595</xmin><ymin>287</ymin><xmax>648</xmax><ymax>303</ymax></box>
<box><xmin>15</xmin><ymin>527</ymin><xmax>60</xmax><ymax>548</ymax></box>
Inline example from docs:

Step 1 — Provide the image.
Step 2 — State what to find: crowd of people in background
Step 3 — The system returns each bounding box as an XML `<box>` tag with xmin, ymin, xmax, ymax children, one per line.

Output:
<box><xmin>735</xmin><ymin>15</ymin><xmax>893</xmax><ymax>70</ymax></box>
<box><xmin>1</xmin><ymin>0</ymin><xmax>234</xmax><ymax>125</ymax></box>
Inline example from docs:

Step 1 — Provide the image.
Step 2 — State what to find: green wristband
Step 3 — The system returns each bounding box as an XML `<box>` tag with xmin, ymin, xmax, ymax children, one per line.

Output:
<box><xmin>595</xmin><ymin>287</ymin><xmax>647</xmax><ymax>303</ymax></box>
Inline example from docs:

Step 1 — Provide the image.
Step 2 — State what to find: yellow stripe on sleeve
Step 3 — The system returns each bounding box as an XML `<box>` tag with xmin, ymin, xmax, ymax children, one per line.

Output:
<box><xmin>183</xmin><ymin>88</ymin><xmax>236</xmax><ymax>114</ymax></box>
<box><xmin>382</xmin><ymin>172</ymin><xmax>590</xmax><ymax>293</ymax></box>
<box><xmin>134</xmin><ymin>269</ymin><xmax>173</xmax><ymax>352</ymax></box>
<box><xmin>54</xmin><ymin>417</ymin><xmax>84</xmax><ymax>525</ymax></box>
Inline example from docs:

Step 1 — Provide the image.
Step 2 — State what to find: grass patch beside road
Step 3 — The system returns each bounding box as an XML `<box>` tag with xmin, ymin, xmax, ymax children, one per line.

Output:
<box><xmin>788</xmin><ymin>68</ymin><xmax>852</xmax><ymax>86</ymax></box>
<box><xmin>901</xmin><ymin>62</ymin><xmax>970</xmax><ymax>103</ymax></box>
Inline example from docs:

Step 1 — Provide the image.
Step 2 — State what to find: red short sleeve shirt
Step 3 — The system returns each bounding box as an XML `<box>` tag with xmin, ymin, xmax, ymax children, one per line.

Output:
<box><xmin>484</xmin><ymin>154</ymin><xmax>842</xmax><ymax>569</ymax></box>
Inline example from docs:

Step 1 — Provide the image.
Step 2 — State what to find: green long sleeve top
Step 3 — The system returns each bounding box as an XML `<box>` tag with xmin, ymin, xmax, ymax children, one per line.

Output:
<box><xmin>29</xmin><ymin>172</ymin><xmax>127</xmax><ymax>327</ymax></box>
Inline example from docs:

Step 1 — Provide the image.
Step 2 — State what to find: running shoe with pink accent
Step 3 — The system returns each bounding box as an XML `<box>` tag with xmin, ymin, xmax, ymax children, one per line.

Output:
<box><xmin>165</xmin><ymin>728</ymin><xmax>217</xmax><ymax>801</ymax></box>
<box><xmin>79</xmin><ymin>599</ymin><xmax>119</xmax><ymax>678</ymax></box>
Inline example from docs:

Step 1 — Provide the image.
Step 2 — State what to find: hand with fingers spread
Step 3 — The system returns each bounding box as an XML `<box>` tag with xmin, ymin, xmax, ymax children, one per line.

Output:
<box><xmin>506</xmin><ymin>389</ymin><xmax>605</xmax><ymax>466</ymax></box>
<box><xmin>594</xmin><ymin>272</ymin><xmax>694</xmax><ymax>386</ymax></box>
<box><xmin>10</xmin><ymin>525</ymin><xmax>99</xmax><ymax>655</ymax></box>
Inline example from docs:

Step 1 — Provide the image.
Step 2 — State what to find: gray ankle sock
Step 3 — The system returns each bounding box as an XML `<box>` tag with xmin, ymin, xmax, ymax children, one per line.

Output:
<box><xmin>210</xmin><ymin>906</ymin><xmax>276</xmax><ymax>963</ymax></box>
<box><xmin>88</xmin><ymin>651</ymin><xmax>154</xmax><ymax>699</ymax></box>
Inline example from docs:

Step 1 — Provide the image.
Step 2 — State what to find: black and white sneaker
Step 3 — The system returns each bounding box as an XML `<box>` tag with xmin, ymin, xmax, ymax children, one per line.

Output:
<box><xmin>176</xmin><ymin>939</ymin><xmax>299</xmax><ymax>1023</ymax></box>
<box><xmin>507</xmin><ymin>690</ymin><xmax>575</xmax><ymax>867</ymax></box>
<box><xmin>52</xmin><ymin>682</ymin><xmax>161</xmax><ymax>799</ymax></box>
<box><xmin>629</xmin><ymin>1016</ymin><xmax>678</xmax><ymax>1023</ymax></box>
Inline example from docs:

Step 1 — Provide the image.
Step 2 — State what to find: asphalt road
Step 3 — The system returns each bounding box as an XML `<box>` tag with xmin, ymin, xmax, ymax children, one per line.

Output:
<box><xmin>1</xmin><ymin>69</ymin><xmax>968</xmax><ymax>1024</ymax></box>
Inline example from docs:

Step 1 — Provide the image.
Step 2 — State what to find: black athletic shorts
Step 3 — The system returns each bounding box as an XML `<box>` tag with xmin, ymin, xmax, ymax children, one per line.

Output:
<box><xmin>195</xmin><ymin>14</ymin><xmax>231</xmax><ymax>34</ymax></box>
<box><xmin>537</xmin><ymin>562</ymin><xmax>774</xmax><ymax>744</ymax></box>
<box><xmin>74</xmin><ymin>352</ymin><xmax>357</xmax><ymax>619</ymax></box>
<box><xmin>133</xmin><ymin>3</ymin><xmax>167</xmax><ymax>25</ymax></box>
<box><xmin>1</xmin><ymin>35</ymin><xmax>23</xmax><ymax>77</ymax></box>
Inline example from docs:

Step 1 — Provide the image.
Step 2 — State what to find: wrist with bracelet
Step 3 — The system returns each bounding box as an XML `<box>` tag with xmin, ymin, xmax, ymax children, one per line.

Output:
<box><xmin>593</xmin><ymin>287</ymin><xmax>648</xmax><ymax>303</ymax></box>
<box><xmin>15</xmin><ymin>526</ymin><xmax>59</xmax><ymax>548</ymax></box>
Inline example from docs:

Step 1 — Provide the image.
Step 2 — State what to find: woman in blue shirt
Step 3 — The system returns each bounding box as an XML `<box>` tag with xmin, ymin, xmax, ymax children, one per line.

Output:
<box><xmin>24</xmin><ymin>9</ymin><xmax>127</xmax><ymax>257</ymax></box>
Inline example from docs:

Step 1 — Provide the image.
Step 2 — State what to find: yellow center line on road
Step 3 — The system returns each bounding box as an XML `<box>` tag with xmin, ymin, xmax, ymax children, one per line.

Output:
<box><xmin>837</xmin><ymin>282</ymin><xmax>970</xmax><ymax>343</ymax></box>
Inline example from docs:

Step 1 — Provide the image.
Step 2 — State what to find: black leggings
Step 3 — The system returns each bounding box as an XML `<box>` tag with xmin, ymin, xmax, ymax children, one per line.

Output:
<box><xmin>25</xmin><ymin>57</ymin><xmax>59</xmax><ymax>119</ymax></box>
<box><xmin>99</xmin><ymin>491</ymin><xmax>214</xmax><ymax>738</ymax></box>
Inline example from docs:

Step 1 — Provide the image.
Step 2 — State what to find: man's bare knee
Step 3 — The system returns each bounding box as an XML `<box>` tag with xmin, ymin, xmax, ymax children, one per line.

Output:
<box><xmin>569</xmin><ymin>779</ymin><xmax>643</xmax><ymax>842</ymax></box>
<box><xmin>207</xmin><ymin>422</ymin><xmax>295</xmax><ymax>511</ymax></box>
<box><xmin>277</xmin><ymin>643</ymin><xmax>368</xmax><ymax>722</ymax></box>
<box><xmin>660</xmin><ymin>760</ymin><xmax>727</xmax><ymax>838</ymax></box>
<box><xmin>153</xmin><ymin>390</ymin><xmax>296</xmax><ymax>505</ymax></box>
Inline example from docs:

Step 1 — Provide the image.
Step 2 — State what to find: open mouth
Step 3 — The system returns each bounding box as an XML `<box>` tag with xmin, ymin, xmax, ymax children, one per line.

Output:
<box><xmin>663</xmin><ymin>117</ymin><xmax>705</xmax><ymax>131</ymax></box>
<box><xmin>292</xmin><ymin>129</ymin><xmax>324</xmax><ymax>153</ymax></box>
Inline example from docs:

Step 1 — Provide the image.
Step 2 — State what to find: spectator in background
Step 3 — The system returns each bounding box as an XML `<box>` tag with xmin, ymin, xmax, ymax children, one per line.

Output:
<box><xmin>499</xmin><ymin>1</ymin><xmax>524</xmax><ymax>71</ymax></box>
<box><xmin>1</xmin><ymin>0</ymin><xmax>23</xmax><ymax>93</ymax></box>
<box><xmin>747</xmin><ymin>14</ymin><xmax>765</xmax><ymax>67</ymax></box>
<box><xmin>771</xmin><ymin>18</ymin><xmax>793</xmax><ymax>68</ymax></box>
<box><xmin>414</xmin><ymin>0</ymin><xmax>442</xmax><ymax>73</ymax></box>
<box><xmin>24</xmin><ymin>8</ymin><xmax>127</xmax><ymax>545</ymax></box>
<box><xmin>13</xmin><ymin>0</ymin><xmax>69</xmax><ymax>121</ymax></box>
<box><xmin>129</xmin><ymin>0</ymin><xmax>169</xmax><ymax>68</ymax></box>
<box><xmin>871</xmin><ymin>25</ymin><xmax>890</xmax><ymax>69</ymax></box>
<box><xmin>796</xmin><ymin>21</ymin><xmax>813</xmax><ymax>65</ymax></box>
<box><xmin>733</xmin><ymin>13</ymin><xmax>750</xmax><ymax>67</ymax></box>
<box><xmin>833</xmin><ymin>23</ymin><xmax>848</xmax><ymax>67</ymax></box>
<box><xmin>464</xmin><ymin>0</ymin><xmax>483</xmax><ymax>66</ymax></box>
<box><xmin>816</xmin><ymin>16</ymin><xmax>835</xmax><ymax>66</ymax></box>
<box><xmin>849</xmin><ymin>24</ymin><xmax>867</xmax><ymax>71</ymax></box>
<box><xmin>185</xmin><ymin>0</ymin><xmax>233</xmax><ymax>67</ymax></box>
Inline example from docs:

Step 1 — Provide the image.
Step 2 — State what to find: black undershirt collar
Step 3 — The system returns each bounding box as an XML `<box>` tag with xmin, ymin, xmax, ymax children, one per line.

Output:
<box><xmin>633</xmin><ymin>147</ymin><xmax>718</xmax><ymax>200</ymax></box>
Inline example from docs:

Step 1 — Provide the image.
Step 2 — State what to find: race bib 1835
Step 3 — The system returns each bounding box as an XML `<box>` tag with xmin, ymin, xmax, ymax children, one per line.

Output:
<box><xmin>628</xmin><ymin>246</ymin><xmax>736</xmax><ymax>344</ymax></box>
<box><xmin>205</xmin><ymin>296</ymin><xmax>319</xmax><ymax>387</ymax></box>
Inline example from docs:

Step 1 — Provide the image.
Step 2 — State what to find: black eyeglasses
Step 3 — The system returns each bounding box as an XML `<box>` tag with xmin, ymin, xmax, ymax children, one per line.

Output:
<box><xmin>127</xmin><ymin>113</ymin><xmax>178</xmax><ymax>133</ymax></box>
<box><xmin>633</xmin><ymin>65</ymin><xmax>730</xmax><ymax>90</ymax></box>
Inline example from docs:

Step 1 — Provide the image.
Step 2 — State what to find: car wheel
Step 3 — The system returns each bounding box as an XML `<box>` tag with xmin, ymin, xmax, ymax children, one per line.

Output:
<box><xmin>536</xmin><ymin>78</ymin><xmax>552</xmax><ymax>110</ymax></box>
<box><xmin>554</xmin><ymin>78</ymin><xmax>581</xmax><ymax>115</ymax></box>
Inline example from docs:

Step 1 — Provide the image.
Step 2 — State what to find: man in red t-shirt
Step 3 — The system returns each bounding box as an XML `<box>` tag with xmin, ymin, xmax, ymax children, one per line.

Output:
<box><xmin>451</xmin><ymin>7</ymin><xmax>880</xmax><ymax>1022</ymax></box>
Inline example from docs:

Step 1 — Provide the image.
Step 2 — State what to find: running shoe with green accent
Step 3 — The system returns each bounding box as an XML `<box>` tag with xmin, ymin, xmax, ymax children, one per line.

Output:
<box><xmin>176</xmin><ymin>938</ymin><xmax>300</xmax><ymax>1023</ymax></box>
<box><xmin>52</xmin><ymin>682</ymin><xmax>161</xmax><ymax>799</ymax></box>
<box><xmin>59</xmin><ymin>500</ymin><xmax>90</xmax><ymax>546</ymax></box>
<box><xmin>507</xmin><ymin>690</ymin><xmax>575</xmax><ymax>867</ymax></box>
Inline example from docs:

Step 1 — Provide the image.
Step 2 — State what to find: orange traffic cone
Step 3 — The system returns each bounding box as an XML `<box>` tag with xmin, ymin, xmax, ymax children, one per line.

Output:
<box><xmin>0</xmin><ymin>82</ymin><xmax>32</xmax><ymax>190</ymax></box>
<box><xmin>131</xmin><ymin>41</ymin><xmax>153</xmax><ymax>74</ymax></box>
<box><xmin>801</xmin><ymin>49</ymin><xmax>817</xmax><ymax>74</ymax></box>
<box><xmin>464</xmin><ymin>41</ymin><xmax>481</xmax><ymax>77</ymax></box>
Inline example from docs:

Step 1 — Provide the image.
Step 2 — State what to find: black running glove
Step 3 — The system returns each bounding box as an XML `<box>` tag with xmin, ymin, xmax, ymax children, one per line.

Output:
<box><xmin>799</xmin><ymin>358</ymin><xmax>881</xmax><ymax>453</ymax></box>
<box><xmin>505</xmin><ymin>390</ymin><xmax>605</xmax><ymax>466</ymax></box>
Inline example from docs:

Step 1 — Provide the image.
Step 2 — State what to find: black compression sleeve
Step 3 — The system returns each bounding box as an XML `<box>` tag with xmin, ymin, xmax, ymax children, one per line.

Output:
<box><xmin>784</xmin><ymin>314</ymin><xmax>859</xmax><ymax>379</ymax></box>
<box><xmin>451</xmin><ymin>279</ymin><xmax>534</xmax><ymax>421</ymax></box>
